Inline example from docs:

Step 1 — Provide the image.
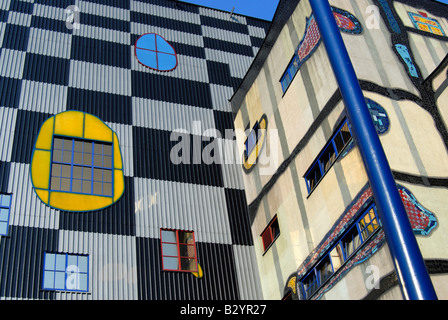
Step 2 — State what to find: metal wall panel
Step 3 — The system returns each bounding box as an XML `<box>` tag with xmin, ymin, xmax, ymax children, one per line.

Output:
<box><xmin>0</xmin><ymin>0</ymin><xmax>269</xmax><ymax>300</ymax></box>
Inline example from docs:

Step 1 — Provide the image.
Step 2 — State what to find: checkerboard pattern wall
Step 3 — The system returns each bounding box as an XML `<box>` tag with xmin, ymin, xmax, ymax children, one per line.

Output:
<box><xmin>0</xmin><ymin>0</ymin><xmax>269</xmax><ymax>299</ymax></box>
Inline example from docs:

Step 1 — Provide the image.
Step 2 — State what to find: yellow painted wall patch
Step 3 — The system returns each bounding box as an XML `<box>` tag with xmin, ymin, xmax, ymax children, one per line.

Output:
<box><xmin>30</xmin><ymin>111</ymin><xmax>125</xmax><ymax>212</ymax></box>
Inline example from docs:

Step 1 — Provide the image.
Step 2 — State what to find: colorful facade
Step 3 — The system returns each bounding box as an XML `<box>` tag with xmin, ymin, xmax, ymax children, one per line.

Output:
<box><xmin>0</xmin><ymin>0</ymin><xmax>269</xmax><ymax>299</ymax></box>
<box><xmin>232</xmin><ymin>0</ymin><xmax>448</xmax><ymax>299</ymax></box>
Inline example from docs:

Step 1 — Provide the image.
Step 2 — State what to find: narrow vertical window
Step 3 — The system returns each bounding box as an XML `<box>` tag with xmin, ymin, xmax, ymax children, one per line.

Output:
<box><xmin>261</xmin><ymin>215</ymin><xmax>280</xmax><ymax>253</ymax></box>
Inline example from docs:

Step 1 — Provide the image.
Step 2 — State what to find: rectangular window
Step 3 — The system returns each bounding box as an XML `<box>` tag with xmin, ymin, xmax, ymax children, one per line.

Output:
<box><xmin>0</xmin><ymin>194</ymin><xmax>11</xmax><ymax>236</ymax></box>
<box><xmin>280</xmin><ymin>55</ymin><xmax>300</xmax><ymax>93</ymax></box>
<box><xmin>42</xmin><ymin>252</ymin><xmax>89</xmax><ymax>292</ymax></box>
<box><xmin>300</xmin><ymin>203</ymin><xmax>380</xmax><ymax>299</ymax></box>
<box><xmin>160</xmin><ymin>229</ymin><xmax>198</xmax><ymax>272</ymax></box>
<box><xmin>261</xmin><ymin>215</ymin><xmax>280</xmax><ymax>253</ymax></box>
<box><xmin>304</xmin><ymin>119</ymin><xmax>352</xmax><ymax>194</ymax></box>
<box><xmin>50</xmin><ymin>136</ymin><xmax>113</xmax><ymax>197</ymax></box>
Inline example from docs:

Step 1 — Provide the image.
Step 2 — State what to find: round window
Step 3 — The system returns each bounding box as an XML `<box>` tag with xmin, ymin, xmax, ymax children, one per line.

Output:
<box><xmin>135</xmin><ymin>33</ymin><xmax>178</xmax><ymax>71</ymax></box>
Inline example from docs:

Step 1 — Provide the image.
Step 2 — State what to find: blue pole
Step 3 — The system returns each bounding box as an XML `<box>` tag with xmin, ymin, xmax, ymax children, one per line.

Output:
<box><xmin>309</xmin><ymin>0</ymin><xmax>437</xmax><ymax>300</ymax></box>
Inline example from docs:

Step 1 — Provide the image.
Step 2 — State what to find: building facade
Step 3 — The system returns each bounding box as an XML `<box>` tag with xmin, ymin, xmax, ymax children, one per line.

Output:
<box><xmin>231</xmin><ymin>0</ymin><xmax>448</xmax><ymax>299</ymax></box>
<box><xmin>0</xmin><ymin>0</ymin><xmax>270</xmax><ymax>299</ymax></box>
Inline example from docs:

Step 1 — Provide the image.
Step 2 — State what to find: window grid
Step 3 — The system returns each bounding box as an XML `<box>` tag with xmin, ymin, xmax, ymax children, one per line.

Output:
<box><xmin>42</xmin><ymin>252</ymin><xmax>89</xmax><ymax>292</ymax></box>
<box><xmin>0</xmin><ymin>194</ymin><xmax>12</xmax><ymax>236</ymax></box>
<box><xmin>50</xmin><ymin>136</ymin><xmax>113</xmax><ymax>197</ymax></box>
<box><xmin>304</xmin><ymin>119</ymin><xmax>352</xmax><ymax>194</ymax></box>
<box><xmin>135</xmin><ymin>33</ymin><xmax>177</xmax><ymax>71</ymax></box>
<box><xmin>299</xmin><ymin>203</ymin><xmax>380</xmax><ymax>299</ymax></box>
<box><xmin>160</xmin><ymin>229</ymin><xmax>198</xmax><ymax>273</ymax></box>
<box><xmin>261</xmin><ymin>215</ymin><xmax>280</xmax><ymax>253</ymax></box>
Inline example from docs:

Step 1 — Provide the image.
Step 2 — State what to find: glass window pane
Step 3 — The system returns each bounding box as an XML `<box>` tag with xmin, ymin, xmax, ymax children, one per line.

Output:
<box><xmin>329</xmin><ymin>243</ymin><xmax>344</xmax><ymax>270</ymax></box>
<box><xmin>103</xmin><ymin>183</ymin><xmax>112</xmax><ymax>196</ymax></box>
<box><xmin>61</xmin><ymin>178</ymin><xmax>71</xmax><ymax>192</ymax></box>
<box><xmin>162</xmin><ymin>243</ymin><xmax>178</xmax><ymax>257</ymax></box>
<box><xmin>67</xmin><ymin>255</ymin><xmax>78</xmax><ymax>269</ymax></box>
<box><xmin>61</xmin><ymin>164</ymin><xmax>71</xmax><ymax>178</ymax></box>
<box><xmin>340</xmin><ymin>122</ymin><xmax>352</xmax><ymax>145</ymax></box>
<box><xmin>271</xmin><ymin>219</ymin><xmax>280</xmax><ymax>239</ymax></box>
<box><xmin>78</xmin><ymin>273</ymin><xmax>88</xmax><ymax>291</ymax></box>
<box><xmin>65</xmin><ymin>269</ymin><xmax>80</xmax><ymax>291</ymax></box>
<box><xmin>82</xmin><ymin>153</ymin><xmax>92</xmax><ymax>166</ymax></box>
<box><xmin>0</xmin><ymin>208</ymin><xmax>9</xmax><ymax>221</ymax></box>
<box><xmin>74</xmin><ymin>141</ymin><xmax>83</xmax><ymax>152</ymax></box>
<box><xmin>94</xmin><ymin>143</ymin><xmax>102</xmax><ymax>154</ymax></box>
<box><xmin>103</xmin><ymin>156</ymin><xmax>112</xmax><ymax>168</ymax></box>
<box><xmin>51</xmin><ymin>164</ymin><xmax>61</xmax><ymax>177</ymax></box>
<box><xmin>341</xmin><ymin>227</ymin><xmax>361</xmax><ymax>258</ymax></box>
<box><xmin>43</xmin><ymin>271</ymin><xmax>55</xmax><ymax>289</ymax></box>
<box><xmin>320</xmin><ymin>145</ymin><xmax>336</xmax><ymax>173</ymax></box>
<box><xmin>73</xmin><ymin>152</ymin><xmax>83</xmax><ymax>165</ymax></box>
<box><xmin>179</xmin><ymin>244</ymin><xmax>195</xmax><ymax>258</ymax></box>
<box><xmin>72</xmin><ymin>179</ymin><xmax>82</xmax><ymax>193</ymax></box>
<box><xmin>54</xmin><ymin>271</ymin><xmax>66</xmax><ymax>289</ymax></box>
<box><xmin>63</xmin><ymin>139</ymin><xmax>72</xmax><ymax>151</ymax></box>
<box><xmin>103</xmin><ymin>170</ymin><xmax>112</xmax><ymax>183</ymax></box>
<box><xmin>0</xmin><ymin>195</ymin><xmax>10</xmax><ymax>207</ymax></box>
<box><xmin>161</xmin><ymin>230</ymin><xmax>176</xmax><ymax>243</ymax></box>
<box><xmin>62</xmin><ymin>150</ymin><xmax>72</xmax><ymax>163</ymax></box>
<box><xmin>103</xmin><ymin>145</ymin><xmax>112</xmax><ymax>156</ymax></box>
<box><xmin>53</xmin><ymin>138</ymin><xmax>63</xmax><ymax>150</ymax></box>
<box><xmin>82</xmin><ymin>167</ymin><xmax>92</xmax><ymax>180</ymax></box>
<box><xmin>163</xmin><ymin>256</ymin><xmax>179</xmax><ymax>270</ymax></box>
<box><xmin>93</xmin><ymin>169</ymin><xmax>102</xmax><ymax>181</ymax></box>
<box><xmin>55</xmin><ymin>254</ymin><xmax>66</xmax><ymax>271</ymax></box>
<box><xmin>84</xmin><ymin>142</ymin><xmax>92</xmax><ymax>153</ymax></box>
<box><xmin>73</xmin><ymin>166</ymin><xmax>82</xmax><ymax>179</ymax></box>
<box><xmin>94</xmin><ymin>154</ymin><xmax>102</xmax><ymax>167</ymax></box>
<box><xmin>180</xmin><ymin>258</ymin><xmax>197</xmax><ymax>272</ymax></box>
<box><xmin>82</xmin><ymin>180</ymin><xmax>91</xmax><ymax>193</ymax></box>
<box><xmin>178</xmin><ymin>231</ymin><xmax>194</xmax><ymax>244</ymax></box>
<box><xmin>0</xmin><ymin>222</ymin><xmax>8</xmax><ymax>235</ymax></box>
<box><xmin>78</xmin><ymin>256</ymin><xmax>88</xmax><ymax>273</ymax></box>
<box><xmin>52</xmin><ymin>150</ymin><xmax>62</xmax><ymax>162</ymax></box>
<box><xmin>93</xmin><ymin>182</ymin><xmax>102</xmax><ymax>195</ymax></box>
<box><xmin>51</xmin><ymin>177</ymin><xmax>61</xmax><ymax>190</ymax></box>
<box><xmin>333</xmin><ymin>132</ymin><xmax>346</xmax><ymax>155</ymax></box>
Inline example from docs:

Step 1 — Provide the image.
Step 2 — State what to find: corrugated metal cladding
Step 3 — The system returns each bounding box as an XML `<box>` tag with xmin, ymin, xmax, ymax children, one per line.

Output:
<box><xmin>0</xmin><ymin>0</ymin><xmax>269</xmax><ymax>299</ymax></box>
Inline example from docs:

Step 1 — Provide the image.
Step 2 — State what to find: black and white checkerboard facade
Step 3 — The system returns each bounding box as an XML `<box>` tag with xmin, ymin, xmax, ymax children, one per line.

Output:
<box><xmin>0</xmin><ymin>0</ymin><xmax>269</xmax><ymax>299</ymax></box>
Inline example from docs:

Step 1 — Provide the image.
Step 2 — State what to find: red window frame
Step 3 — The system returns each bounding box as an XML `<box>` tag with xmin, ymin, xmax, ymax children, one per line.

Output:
<box><xmin>160</xmin><ymin>229</ymin><xmax>198</xmax><ymax>272</ymax></box>
<box><xmin>260</xmin><ymin>215</ymin><xmax>280</xmax><ymax>253</ymax></box>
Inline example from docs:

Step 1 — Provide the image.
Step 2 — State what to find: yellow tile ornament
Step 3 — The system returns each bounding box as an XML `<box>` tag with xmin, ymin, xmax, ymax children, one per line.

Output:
<box><xmin>30</xmin><ymin>111</ymin><xmax>125</xmax><ymax>212</ymax></box>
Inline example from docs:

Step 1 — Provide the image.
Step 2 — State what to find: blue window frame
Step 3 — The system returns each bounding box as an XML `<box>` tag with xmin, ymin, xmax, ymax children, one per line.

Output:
<box><xmin>43</xmin><ymin>252</ymin><xmax>89</xmax><ymax>292</ymax></box>
<box><xmin>135</xmin><ymin>33</ymin><xmax>178</xmax><ymax>72</ymax></box>
<box><xmin>280</xmin><ymin>55</ymin><xmax>300</xmax><ymax>93</ymax></box>
<box><xmin>304</xmin><ymin>119</ymin><xmax>352</xmax><ymax>194</ymax></box>
<box><xmin>0</xmin><ymin>194</ymin><xmax>12</xmax><ymax>236</ymax></box>
<box><xmin>50</xmin><ymin>136</ymin><xmax>113</xmax><ymax>197</ymax></box>
<box><xmin>300</xmin><ymin>203</ymin><xmax>380</xmax><ymax>299</ymax></box>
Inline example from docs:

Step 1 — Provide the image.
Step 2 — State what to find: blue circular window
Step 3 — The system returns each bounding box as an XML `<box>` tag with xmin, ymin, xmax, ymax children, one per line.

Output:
<box><xmin>135</xmin><ymin>33</ymin><xmax>178</xmax><ymax>72</ymax></box>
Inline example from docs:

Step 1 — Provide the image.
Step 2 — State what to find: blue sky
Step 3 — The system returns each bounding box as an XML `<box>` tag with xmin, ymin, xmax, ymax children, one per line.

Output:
<box><xmin>180</xmin><ymin>0</ymin><xmax>280</xmax><ymax>21</ymax></box>
<box><xmin>181</xmin><ymin>0</ymin><xmax>448</xmax><ymax>21</ymax></box>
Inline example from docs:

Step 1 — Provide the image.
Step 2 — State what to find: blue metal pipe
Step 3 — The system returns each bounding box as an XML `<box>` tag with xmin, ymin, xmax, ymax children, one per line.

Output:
<box><xmin>309</xmin><ymin>0</ymin><xmax>437</xmax><ymax>300</ymax></box>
